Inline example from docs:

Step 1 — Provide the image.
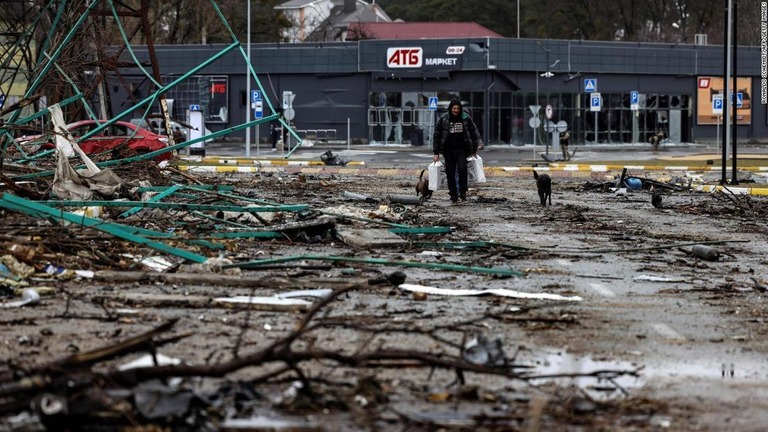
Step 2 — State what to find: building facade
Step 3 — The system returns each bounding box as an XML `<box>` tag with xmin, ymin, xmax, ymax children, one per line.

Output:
<box><xmin>116</xmin><ymin>37</ymin><xmax>764</xmax><ymax>148</ymax></box>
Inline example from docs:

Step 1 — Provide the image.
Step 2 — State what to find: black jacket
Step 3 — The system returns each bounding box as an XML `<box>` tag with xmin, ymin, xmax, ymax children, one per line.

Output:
<box><xmin>433</xmin><ymin>109</ymin><xmax>482</xmax><ymax>155</ymax></box>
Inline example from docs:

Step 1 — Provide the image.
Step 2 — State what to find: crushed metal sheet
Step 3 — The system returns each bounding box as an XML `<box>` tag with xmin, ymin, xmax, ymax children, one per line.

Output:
<box><xmin>321</xmin><ymin>204</ymin><xmax>403</xmax><ymax>224</ymax></box>
<box><xmin>118</xmin><ymin>353</ymin><xmax>182</xmax><ymax>371</ymax></box>
<box><xmin>398</xmin><ymin>284</ymin><xmax>583</xmax><ymax>301</ymax></box>
<box><xmin>179</xmin><ymin>257</ymin><xmax>242</xmax><ymax>275</ymax></box>
<box><xmin>213</xmin><ymin>295</ymin><xmax>312</xmax><ymax>310</ymax></box>
<box><xmin>141</xmin><ymin>256</ymin><xmax>177</xmax><ymax>272</ymax></box>
<box><xmin>0</xmin><ymin>288</ymin><xmax>40</xmax><ymax>308</ymax></box>
<box><xmin>278</xmin><ymin>289</ymin><xmax>333</xmax><ymax>299</ymax></box>
<box><xmin>633</xmin><ymin>275</ymin><xmax>687</xmax><ymax>283</ymax></box>
<box><xmin>222</xmin><ymin>415</ymin><xmax>322</xmax><ymax>431</ymax></box>
<box><xmin>335</xmin><ymin>227</ymin><xmax>407</xmax><ymax>248</ymax></box>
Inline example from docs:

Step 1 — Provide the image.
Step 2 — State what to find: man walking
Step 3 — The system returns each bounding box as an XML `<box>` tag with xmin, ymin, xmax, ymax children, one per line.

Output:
<box><xmin>432</xmin><ymin>99</ymin><xmax>482</xmax><ymax>203</ymax></box>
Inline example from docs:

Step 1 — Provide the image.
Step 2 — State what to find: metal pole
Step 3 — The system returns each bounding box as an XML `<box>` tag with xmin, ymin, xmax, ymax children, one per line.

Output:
<box><xmin>722</xmin><ymin>0</ymin><xmax>732</xmax><ymax>184</ymax></box>
<box><xmin>517</xmin><ymin>0</ymin><xmax>520</xmax><ymax>38</ymax></box>
<box><xmin>594</xmin><ymin>112</ymin><xmax>598</xmax><ymax>145</ymax></box>
<box><xmin>731</xmin><ymin>0</ymin><xmax>738</xmax><ymax>184</ymax></box>
<box><xmin>245</xmin><ymin>0</ymin><xmax>251</xmax><ymax>157</ymax></box>
<box><xmin>533</xmin><ymin>71</ymin><xmax>538</xmax><ymax>160</ymax></box>
<box><xmin>347</xmin><ymin>117</ymin><xmax>351</xmax><ymax>156</ymax></box>
<box><xmin>717</xmin><ymin>116</ymin><xmax>721</xmax><ymax>156</ymax></box>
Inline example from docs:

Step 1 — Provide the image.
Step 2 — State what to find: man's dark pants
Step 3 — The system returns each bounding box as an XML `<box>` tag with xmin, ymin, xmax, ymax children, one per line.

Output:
<box><xmin>443</xmin><ymin>148</ymin><xmax>468</xmax><ymax>200</ymax></box>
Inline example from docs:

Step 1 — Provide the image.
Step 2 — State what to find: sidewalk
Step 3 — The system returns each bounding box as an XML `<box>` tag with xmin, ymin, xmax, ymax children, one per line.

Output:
<box><xmin>191</xmin><ymin>140</ymin><xmax>768</xmax><ymax>171</ymax></box>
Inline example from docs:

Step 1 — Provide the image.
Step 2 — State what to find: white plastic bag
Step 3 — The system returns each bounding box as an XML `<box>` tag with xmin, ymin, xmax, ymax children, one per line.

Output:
<box><xmin>428</xmin><ymin>161</ymin><xmax>446</xmax><ymax>191</ymax></box>
<box><xmin>467</xmin><ymin>155</ymin><xmax>486</xmax><ymax>183</ymax></box>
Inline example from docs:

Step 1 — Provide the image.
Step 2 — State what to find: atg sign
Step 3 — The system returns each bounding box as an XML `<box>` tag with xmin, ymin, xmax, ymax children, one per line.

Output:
<box><xmin>386</xmin><ymin>46</ymin><xmax>462</xmax><ymax>70</ymax></box>
<box><xmin>387</xmin><ymin>48</ymin><xmax>423</xmax><ymax>68</ymax></box>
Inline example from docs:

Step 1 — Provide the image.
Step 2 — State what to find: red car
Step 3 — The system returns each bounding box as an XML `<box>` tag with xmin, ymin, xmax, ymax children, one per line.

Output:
<box><xmin>26</xmin><ymin>120</ymin><xmax>172</xmax><ymax>162</ymax></box>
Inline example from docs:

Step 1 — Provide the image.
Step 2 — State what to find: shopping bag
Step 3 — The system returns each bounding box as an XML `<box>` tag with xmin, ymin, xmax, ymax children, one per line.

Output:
<box><xmin>428</xmin><ymin>161</ymin><xmax>446</xmax><ymax>191</ymax></box>
<box><xmin>467</xmin><ymin>155</ymin><xmax>486</xmax><ymax>183</ymax></box>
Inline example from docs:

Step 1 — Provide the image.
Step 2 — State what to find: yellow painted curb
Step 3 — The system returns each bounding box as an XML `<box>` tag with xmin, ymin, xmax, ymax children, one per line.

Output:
<box><xmin>695</xmin><ymin>185</ymin><xmax>768</xmax><ymax>196</ymax></box>
<box><xmin>497</xmin><ymin>164</ymin><xmax>768</xmax><ymax>173</ymax></box>
<box><xmin>178</xmin><ymin>157</ymin><xmax>365</xmax><ymax>167</ymax></box>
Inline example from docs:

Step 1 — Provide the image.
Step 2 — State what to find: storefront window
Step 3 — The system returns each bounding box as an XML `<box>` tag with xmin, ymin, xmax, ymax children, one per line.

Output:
<box><xmin>368</xmin><ymin>90</ymin><xmax>691</xmax><ymax>146</ymax></box>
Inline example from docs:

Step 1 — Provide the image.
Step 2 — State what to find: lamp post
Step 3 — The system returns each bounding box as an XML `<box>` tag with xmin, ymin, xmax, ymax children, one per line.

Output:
<box><xmin>533</xmin><ymin>43</ymin><xmax>558</xmax><ymax>158</ymax></box>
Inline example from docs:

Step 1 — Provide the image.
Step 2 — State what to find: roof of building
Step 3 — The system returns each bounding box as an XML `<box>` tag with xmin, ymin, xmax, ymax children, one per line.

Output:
<box><xmin>305</xmin><ymin>2</ymin><xmax>391</xmax><ymax>42</ymax></box>
<box><xmin>346</xmin><ymin>22</ymin><xmax>504</xmax><ymax>40</ymax></box>
<box><xmin>274</xmin><ymin>0</ymin><xmax>324</xmax><ymax>9</ymax></box>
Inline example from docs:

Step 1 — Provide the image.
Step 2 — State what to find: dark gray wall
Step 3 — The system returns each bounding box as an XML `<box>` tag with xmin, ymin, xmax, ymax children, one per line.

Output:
<box><xmin>116</xmin><ymin>38</ymin><xmax>766</xmax><ymax>143</ymax></box>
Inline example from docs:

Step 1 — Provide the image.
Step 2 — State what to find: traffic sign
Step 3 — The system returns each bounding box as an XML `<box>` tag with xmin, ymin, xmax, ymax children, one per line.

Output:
<box><xmin>630</xmin><ymin>91</ymin><xmax>639</xmax><ymax>111</ymax></box>
<box><xmin>545</xmin><ymin>104</ymin><xmax>553</xmax><ymax>120</ymax></box>
<box><xmin>528</xmin><ymin>116</ymin><xmax>541</xmax><ymax>128</ymax></box>
<box><xmin>251</xmin><ymin>90</ymin><xmax>261</xmax><ymax>103</ymax></box>
<box><xmin>529</xmin><ymin>105</ymin><xmax>541</xmax><ymax>116</ymax></box>
<box><xmin>254</xmin><ymin>100</ymin><xmax>263</xmax><ymax>119</ymax></box>
<box><xmin>712</xmin><ymin>96</ymin><xmax>723</xmax><ymax>115</ymax></box>
<box><xmin>736</xmin><ymin>92</ymin><xmax>743</xmax><ymax>109</ymax></box>
<box><xmin>428</xmin><ymin>97</ymin><xmax>438</xmax><ymax>111</ymax></box>
<box><xmin>584</xmin><ymin>78</ymin><xmax>597</xmax><ymax>92</ymax></box>
<box><xmin>282</xmin><ymin>91</ymin><xmax>295</xmax><ymax>109</ymax></box>
<box><xmin>189</xmin><ymin>104</ymin><xmax>201</xmax><ymax>111</ymax></box>
<box><xmin>590</xmin><ymin>92</ymin><xmax>601</xmax><ymax>112</ymax></box>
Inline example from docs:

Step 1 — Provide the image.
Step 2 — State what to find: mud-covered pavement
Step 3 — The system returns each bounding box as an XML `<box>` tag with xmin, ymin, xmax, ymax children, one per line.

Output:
<box><xmin>2</xmin><ymin>165</ymin><xmax>768</xmax><ymax>431</ymax></box>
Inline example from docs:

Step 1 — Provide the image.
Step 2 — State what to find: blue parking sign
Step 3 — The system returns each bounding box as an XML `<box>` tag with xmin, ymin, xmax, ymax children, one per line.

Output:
<box><xmin>251</xmin><ymin>90</ymin><xmax>261</xmax><ymax>103</ymax></box>
<box><xmin>630</xmin><ymin>91</ymin><xmax>639</xmax><ymax>104</ymax></box>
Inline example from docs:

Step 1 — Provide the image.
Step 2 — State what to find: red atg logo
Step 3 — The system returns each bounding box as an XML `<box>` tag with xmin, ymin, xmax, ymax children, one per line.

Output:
<box><xmin>698</xmin><ymin>77</ymin><xmax>710</xmax><ymax>88</ymax></box>
<box><xmin>387</xmin><ymin>47</ymin><xmax>423</xmax><ymax>68</ymax></box>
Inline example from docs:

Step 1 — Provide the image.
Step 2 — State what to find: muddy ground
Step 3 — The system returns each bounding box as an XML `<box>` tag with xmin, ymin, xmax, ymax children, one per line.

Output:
<box><xmin>2</xmin><ymin>165</ymin><xmax>768</xmax><ymax>431</ymax></box>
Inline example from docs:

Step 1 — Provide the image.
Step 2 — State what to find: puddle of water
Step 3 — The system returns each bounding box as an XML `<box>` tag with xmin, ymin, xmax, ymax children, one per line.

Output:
<box><xmin>523</xmin><ymin>350</ymin><xmax>643</xmax><ymax>400</ymax></box>
<box><xmin>521</xmin><ymin>350</ymin><xmax>768</xmax><ymax>401</ymax></box>
<box><xmin>645</xmin><ymin>358</ymin><xmax>768</xmax><ymax>382</ymax></box>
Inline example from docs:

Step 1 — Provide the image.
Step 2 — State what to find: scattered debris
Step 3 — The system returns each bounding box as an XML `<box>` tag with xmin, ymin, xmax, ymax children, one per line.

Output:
<box><xmin>691</xmin><ymin>244</ymin><xmax>720</xmax><ymax>261</ymax></box>
<box><xmin>320</xmin><ymin>150</ymin><xmax>347</xmax><ymax>166</ymax></box>
<box><xmin>398</xmin><ymin>284</ymin><xmax>582</xmax><ymax>301</ymax></box>
<box><xmin>1</xmin><ymin>288</ymin><xmax>40</xmax><ymax>308</ymax></box>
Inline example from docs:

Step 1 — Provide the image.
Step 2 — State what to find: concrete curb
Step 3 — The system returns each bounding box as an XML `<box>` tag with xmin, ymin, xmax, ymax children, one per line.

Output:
<box><xmin>175</xmin><ymin>163</ymin><xmax>768</xmax><ymax>195</ymax></box>
<box><xmin>495</xmin><ymin>164</ymin><xmax>768</xmax><ymax>173</ymax></box>
<box><xmin>179</xmin><ymin>156</ymin><xmax>365</xmax><ymax>167</ymax></box>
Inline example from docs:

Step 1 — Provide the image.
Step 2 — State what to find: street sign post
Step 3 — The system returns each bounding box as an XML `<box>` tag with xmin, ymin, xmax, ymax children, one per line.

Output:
<box><xmin>713</xmin><ymin>95</ymin><xmax>723</xmax><ymax>155</ymax></box>
<box><xmin>590</xmin><ymin>93</ymin><xmax>602</xmax><ymax>112</ymax></box>
<box><xmin>254</xmin><ymin>100</ymin><xmax>263</xmax><ymax>148</ymax></box>
<box><xmin>590</xmin><ymin>93</ymin><xmax>601</xmax><ymax>144</ymax></box>
<box><xmin>712</xmin><ymin>96</ymin><xmax>724</xmax><ymax>115</ymax></box>
<box><xmin>529</xmin><ymin>105</ymin><xmax>541</xmax><ymax>153</ymax></box>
